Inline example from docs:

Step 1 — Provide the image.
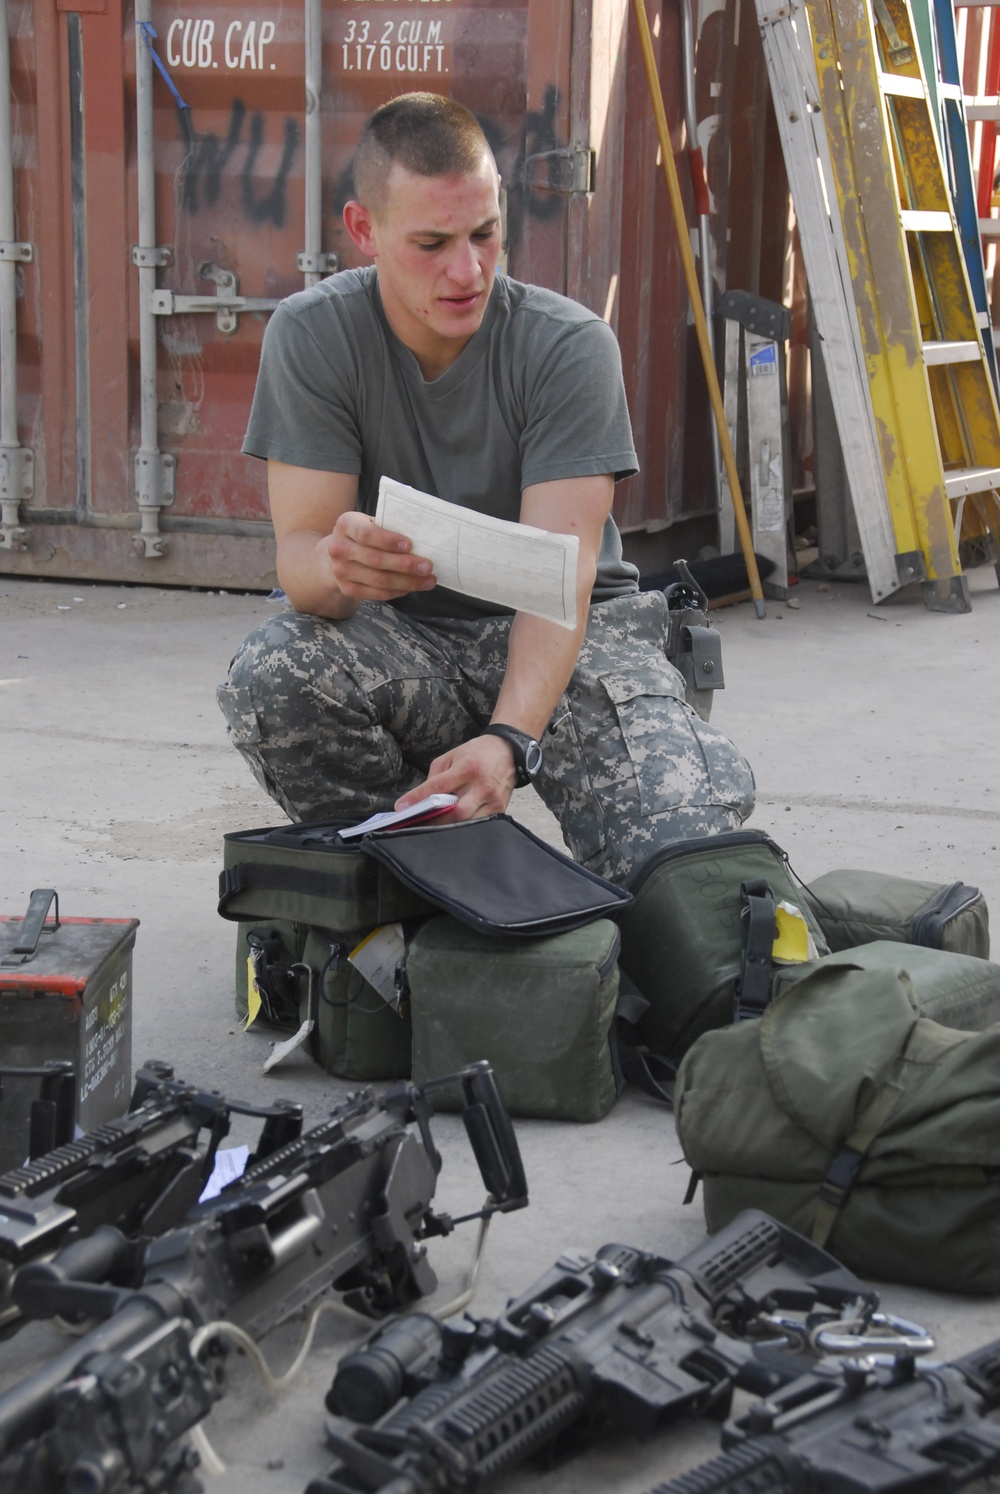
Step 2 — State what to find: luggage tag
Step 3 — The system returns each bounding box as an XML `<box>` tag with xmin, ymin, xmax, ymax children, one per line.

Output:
<box><xmin>348</xmin><ymin>924</ymin><xmax>408</xmax><ymax>1011</ymax></box>
<box><xmin>773</xmin><ymin>901</ymin><xmax>819</xmax><ymax>964</ymax></box>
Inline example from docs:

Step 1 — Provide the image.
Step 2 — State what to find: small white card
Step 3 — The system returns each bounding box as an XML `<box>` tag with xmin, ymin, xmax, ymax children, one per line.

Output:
<box><xmin>338</xmin><ymin>793</ymin><xmax>457</xmax><ymax>840</ymax></box>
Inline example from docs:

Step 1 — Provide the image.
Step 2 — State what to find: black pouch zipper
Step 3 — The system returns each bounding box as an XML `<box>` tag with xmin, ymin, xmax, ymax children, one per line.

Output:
<box><xmin>911</xmin><ymin>882</ymin><xmax>981</xmax><ymax>948</ymax></box>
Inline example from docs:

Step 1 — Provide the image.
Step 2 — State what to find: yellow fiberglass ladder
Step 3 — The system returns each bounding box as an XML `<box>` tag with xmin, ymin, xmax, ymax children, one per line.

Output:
<box><xmin>758</xmin><ymin>0</ymin><xmax>1000</xmax><ymax>610</ymax></box>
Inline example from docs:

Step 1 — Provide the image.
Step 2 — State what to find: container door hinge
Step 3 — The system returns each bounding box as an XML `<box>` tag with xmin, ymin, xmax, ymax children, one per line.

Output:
<box><xmin>131</xmin><ymin>244</ymin><xmax>173</xmax><ymax>269</ymax></box>
<box><xmin>0</xmin><ymin>446</ymin><xmax>33</xmax><ymax>550</ymax></box>
<box><xmin>297</xmin><ymin>250</ymin><xmax>339</xmax><ymax>275</ymax></box>
<box><xmin>151</xmin><ymin>262</ymin><xmax>282</xmax><ymax>335</ymax></box>
<box><xmin>522</xmin><ymin>145</ymin><xmax>596</xmax><ymax>195</ymax></box>
<box><xmin>0</xmin><ymin>240</ymin><xmax>32</xmax><ymax>262</ymax></box>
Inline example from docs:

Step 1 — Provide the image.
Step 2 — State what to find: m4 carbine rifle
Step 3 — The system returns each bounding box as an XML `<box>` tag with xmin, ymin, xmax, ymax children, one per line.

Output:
<box><xmin>645</xmin><ymin>1335</ymin><xmax>1000</xmax><ymax>1494</ymax></box>
<box><xmin>0</xmin><ymin>1061</ymin><xmax>527</xmax><ymax>1494</ymax></box>
<box><xmin>312</xmin><ymin>1209</ymin><xmax>927</xmax><ymax>1494</ymax></box>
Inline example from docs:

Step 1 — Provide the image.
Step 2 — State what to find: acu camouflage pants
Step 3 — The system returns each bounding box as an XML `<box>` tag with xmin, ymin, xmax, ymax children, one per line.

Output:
<box><xmin>217</xmin><ymin>589</ymin><xmax>755</xmax><ymax>885</ymax></box>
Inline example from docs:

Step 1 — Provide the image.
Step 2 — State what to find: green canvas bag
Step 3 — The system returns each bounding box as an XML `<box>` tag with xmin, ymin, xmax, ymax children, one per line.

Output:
<box><xmin>220</xmin><ymin>820</ymin><xmax>435</xmax><ymax>1081</ymax></box>
<box><xmin>221</xmin><ymin>816</ymin><xmax>632</xmax><ymax>1085</ymax></box>
<box><xmin>617</xmin><ymin>830</ymin><xmax>830</xmax><ymax>1060</ymax></box>
<box><xmin>803</xmin><ymin>869</ymin><xmax>989</xmax><ymax>958</ymax></box>
<box><xmin>408</xmin><ymin>916</ymin><xmax>623</xmax><ymax>1122</ymax></box>
<box><xmin>770</xmin><ymin>939</ymin><xmax>1000</xmax><ymax>1031</ymax></box>
<box><xmin>675</xmin><ymin>957</ymin><xmax>1000</xmax><ymax>1293</ymax></box>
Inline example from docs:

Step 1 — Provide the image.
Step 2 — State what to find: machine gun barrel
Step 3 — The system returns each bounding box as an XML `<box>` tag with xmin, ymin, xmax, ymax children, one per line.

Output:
<box><xmin>0</xmin><ymin>1063</ymin><xmax>527</xmax><ymax>1493</ymax></box>
<box><xmin>644</xmin><ymin>1336</ymin><xmax>1000</xmax><ymax>1494</ymax></box>
<box><xmin>313</xmin><ymin>1211</ymin><xmax>884</xmax><ymax>1494</ymax></box>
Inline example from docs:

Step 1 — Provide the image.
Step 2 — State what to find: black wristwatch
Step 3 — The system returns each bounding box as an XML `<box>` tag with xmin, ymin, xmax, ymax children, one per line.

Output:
<box><xmin>482</xmin><ymin>724</ymin><xmax>544</xmax><ymax>788</ymax></box>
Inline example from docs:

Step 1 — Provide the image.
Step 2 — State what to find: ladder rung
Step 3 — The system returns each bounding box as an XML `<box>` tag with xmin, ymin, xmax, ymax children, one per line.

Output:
<box><xmin>979</xmin><ymin>218</ymin><xmax>1000</xmax><ymax>235</ymax></box>
<box><xmin>944</xmin><ymin>467</ymin><xmax>1000</xmax><ymax>497</ymax></box>
<box><xmin>900</xmin><ymin>210</ymin><xmax>953</xmax><ymax>231</ymax></box>
<box><xmin>954</xmin><ymin>0</ymin><xmax>1000</xmax><ymax>7</ymax></box>
<box><xmin>922</xmin><ymin>339</ymin><xmax>983</xmax><ymax>364</ymax></box>
<box><xmin>938</xmin><ymin>83</ymin><xmax>963</xmax><ymax>101</ymax></box>
<box><xmin>965</xmin><ymin>98</ymin><xmax>1000</xmax><ymax>118</ymax></box>
<box><xmin>880</xmin><ymin>73</ymin><xmax>926</xmax><ymax>98</ymax></box>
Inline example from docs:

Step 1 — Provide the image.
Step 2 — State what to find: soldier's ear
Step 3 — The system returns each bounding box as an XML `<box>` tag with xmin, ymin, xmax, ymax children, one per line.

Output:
<box><xmin>343</xmin><ymin>200</ymin><xmax>377</xmax><ymax>257</ymax></box>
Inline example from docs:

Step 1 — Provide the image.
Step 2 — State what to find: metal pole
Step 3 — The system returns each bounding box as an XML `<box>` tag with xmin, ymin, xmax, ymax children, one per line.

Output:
<box><xmin>631</xmin><ymin>0</ymin><xmax>766</xmax><ymax>615</ymax></box>
<box><xmin>678</xmin><ymin>0</ymin><xmax>723</xmax><ymax>512</ymax></box>
<box><xmin>302</xmin><ymin>0</ymin><xmax>322</xmax><ymax>287</ymax></box>
<box><xmin>0</xmin><ymin>0</ymin><xmax>31</xmax><ymax>549</ymax></box>
<box><xmin>132</xmin><ymin>0</ymin><xmax>171</xmax><ymax>557</ymax></box>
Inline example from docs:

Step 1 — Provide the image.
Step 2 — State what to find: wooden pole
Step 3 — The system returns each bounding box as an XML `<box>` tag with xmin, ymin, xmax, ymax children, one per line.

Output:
<box><xmin>631</xmin><ymin>0</ymin><xmax>767</xmax><ymax>617</ymax></box>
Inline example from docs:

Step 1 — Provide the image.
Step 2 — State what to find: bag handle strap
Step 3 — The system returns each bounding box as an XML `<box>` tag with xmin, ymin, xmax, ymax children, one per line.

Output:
<box><xmin>811</xmin><ymin>1080</ymin><xmax>905</xmax><ymax>1247</ymax></box>
<box><xmin>611</xmin><ymin>974</ymin><xmax>677</xmax><ymax>1106</ymax></box>
<box><xmin>219</xmin><ymin>861</ymin><xmax>363</xmax><ymax>919</ymax></box>
<box><xmin>733</xmin><ymin>879</ymin><xmax>777</xmax><ymax>1023</ymax></box>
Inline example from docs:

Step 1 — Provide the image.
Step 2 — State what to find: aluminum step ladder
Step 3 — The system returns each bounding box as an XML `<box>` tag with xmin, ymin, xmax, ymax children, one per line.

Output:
<box><xmin>758</xmin><ymin>0</ymin><xmax>1000</xmax><ymax>609</ymax></box>
<box><xmin>753</xmin><ymin>0</ymin><xmax>901</xmax><ymax>600</ymax></box>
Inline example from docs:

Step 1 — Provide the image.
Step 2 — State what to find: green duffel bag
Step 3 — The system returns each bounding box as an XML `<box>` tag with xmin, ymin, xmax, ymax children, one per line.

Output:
<box><xmin>617</xmin><ymin>830</ymin><xmax>830</xmax><ymax>1060</ymax></box>
<box><xmin>770</xmin><ymin>939</ymin><xmax>1000</xmax><ymax>1031</ymax></box>
<box><xmin>408</xmin><ymin>916</ymin><xmax>623</xmax><ymax>1122</ymax></box>
<box><xmin>675</xmin><ymin>958</ymin><xmax>1000</xmax><ymax>1293</ymax></box>
<box><xmin>803</xmin><ymin>868</ymin><xmax>989</xmax><ymax>958</ymax></box>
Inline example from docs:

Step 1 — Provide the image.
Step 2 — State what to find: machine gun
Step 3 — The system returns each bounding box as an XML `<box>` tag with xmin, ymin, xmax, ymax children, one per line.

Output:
<box><xmin>311</xmin><ymin>1209</ymin><xmax>928</xmax><ymax>1494</ymax></box>
<box><xmin>0</xmin><ymin>1058</ymin><xmax>301</xmax><ymax>1335</ymax></box>
<box><xmin>0</xmin><ymin>1061</ymin><xmax>527</xmax><ymax>1493</ymax></box>
<box><xmin>643</xmin><ymin>1335</ymin><xmax>1000</xmax><ymax>1494</ymax></box>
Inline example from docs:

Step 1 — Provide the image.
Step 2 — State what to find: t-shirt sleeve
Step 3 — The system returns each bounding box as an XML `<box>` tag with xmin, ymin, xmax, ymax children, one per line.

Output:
<box><xmin>242</xmin><ymin>299</ymin><xmax>364</xmax><ymax>474</ymax></box>
<box><xmin>517</xmin><ymin>315</ymin><xmax>638</xmax><ymax>488</ymax></box>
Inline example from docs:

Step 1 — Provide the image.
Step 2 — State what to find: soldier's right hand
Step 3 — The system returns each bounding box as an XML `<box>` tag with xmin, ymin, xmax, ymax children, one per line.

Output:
<box><xmin>325</xmin><ymin>511</ymin><xmax>438</xmax><ymax>602</ymax></box>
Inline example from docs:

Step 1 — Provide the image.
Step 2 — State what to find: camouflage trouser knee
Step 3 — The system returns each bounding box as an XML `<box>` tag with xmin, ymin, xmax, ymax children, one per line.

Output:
<box><xmin>217</xmin><ymin>590</ymin><xmax>755</xmax><ymax>884</ymax></box>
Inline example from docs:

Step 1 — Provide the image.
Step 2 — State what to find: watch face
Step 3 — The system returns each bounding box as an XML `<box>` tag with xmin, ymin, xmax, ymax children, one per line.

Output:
<box><xmin>523</xmin><ymin>739</ymin><xmax>543</xmax><ymax>778</ymax></box>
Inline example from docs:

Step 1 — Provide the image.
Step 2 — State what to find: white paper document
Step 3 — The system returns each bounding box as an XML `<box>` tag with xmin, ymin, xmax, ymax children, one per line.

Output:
<box><xmin>375</xmin><ymin>476</ymin><xmax>580</xmax><ymax>630</ymax></box>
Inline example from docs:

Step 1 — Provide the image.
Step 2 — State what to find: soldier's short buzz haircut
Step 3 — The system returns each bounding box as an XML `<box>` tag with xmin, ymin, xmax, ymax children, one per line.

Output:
<box><xmin>353</xmin><ymin>93</ymin><xmax>494</xmax><ymax>213</ymax></box>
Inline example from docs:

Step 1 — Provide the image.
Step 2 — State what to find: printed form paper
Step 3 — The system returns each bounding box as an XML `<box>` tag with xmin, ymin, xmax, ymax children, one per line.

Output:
<box><xmin>375</xmin><ymin>476</ymin><xmax>579</xmax><ymax>630</ymax></box>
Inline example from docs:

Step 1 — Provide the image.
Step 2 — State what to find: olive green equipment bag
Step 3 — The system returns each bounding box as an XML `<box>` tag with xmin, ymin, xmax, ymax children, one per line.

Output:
<box><xmin>616</xmin><ymin>830</ymin><xmax>831</xmax><ymax>1061</ymax></box>
<box><xmin>220</xmin><ymin>819</ymin><xmax>435</xmax><ymax>1082</ymax></box>
<box><xmin>802</xmin><ymin>869</ymin><xmax>989</xmax><ymax>958</ymax></box>
<box><xmin>407</xmin><ymin>916</ymin><xmax>628</xmax><ymax>1122</ymax></box>
<box><xmin>219</xmin><ymin>815</ymin><xmax>633</xmax><ymax>1087</ymax></box>
<box><xmin>675</xmin><ymin>949</ymin><xmax>1000</xmax><ymax>1293</ymax></box>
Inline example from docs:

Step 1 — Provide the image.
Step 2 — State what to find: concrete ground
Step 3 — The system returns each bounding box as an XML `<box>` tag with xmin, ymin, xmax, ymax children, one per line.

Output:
<box><xmin>2</xmin><ymin>565</ymin><xmax>1000</xmax><ymax>1492</ymax></box>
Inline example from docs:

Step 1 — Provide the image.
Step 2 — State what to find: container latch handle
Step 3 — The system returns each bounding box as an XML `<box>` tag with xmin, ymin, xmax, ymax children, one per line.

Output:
<box><xmin>4</xmin><ymin>888</ymin><xmax>60</xmax><ymax>964</ymax></box>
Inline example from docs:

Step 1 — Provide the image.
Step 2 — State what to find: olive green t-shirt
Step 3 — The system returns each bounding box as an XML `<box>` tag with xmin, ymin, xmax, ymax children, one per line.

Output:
<box><xmin>244</xmin><ymin>267</ymin><xmax>640</xmax><ymax>619</ymax></box>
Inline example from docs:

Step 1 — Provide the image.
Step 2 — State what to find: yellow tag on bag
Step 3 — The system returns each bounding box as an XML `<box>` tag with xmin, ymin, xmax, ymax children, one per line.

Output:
<box><xmin>245</xmin><ymin>955</ymin><xmax>262</xmax><ymax>1028</ymax></box>
<box><xmin>772</xmin><ymin>901</ymin><xmax>818</xmax><ymax>964</ymax></box>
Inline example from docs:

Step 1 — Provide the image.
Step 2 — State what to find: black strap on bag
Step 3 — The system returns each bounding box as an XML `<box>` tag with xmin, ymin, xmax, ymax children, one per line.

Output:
<box><xmin>246</xmin><ymin>929</ymin><xmax>302</xmax><ymax>1028</ymax></box>
<box><xmin>733</xmin><ymin>879</ymin><xmax>777</xmax><ymax>1023</ymax></box>
<box><xmin>612</xmin><ymin>975</ymin><xmax>678</xmax><ymax>1106</ymax></box>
